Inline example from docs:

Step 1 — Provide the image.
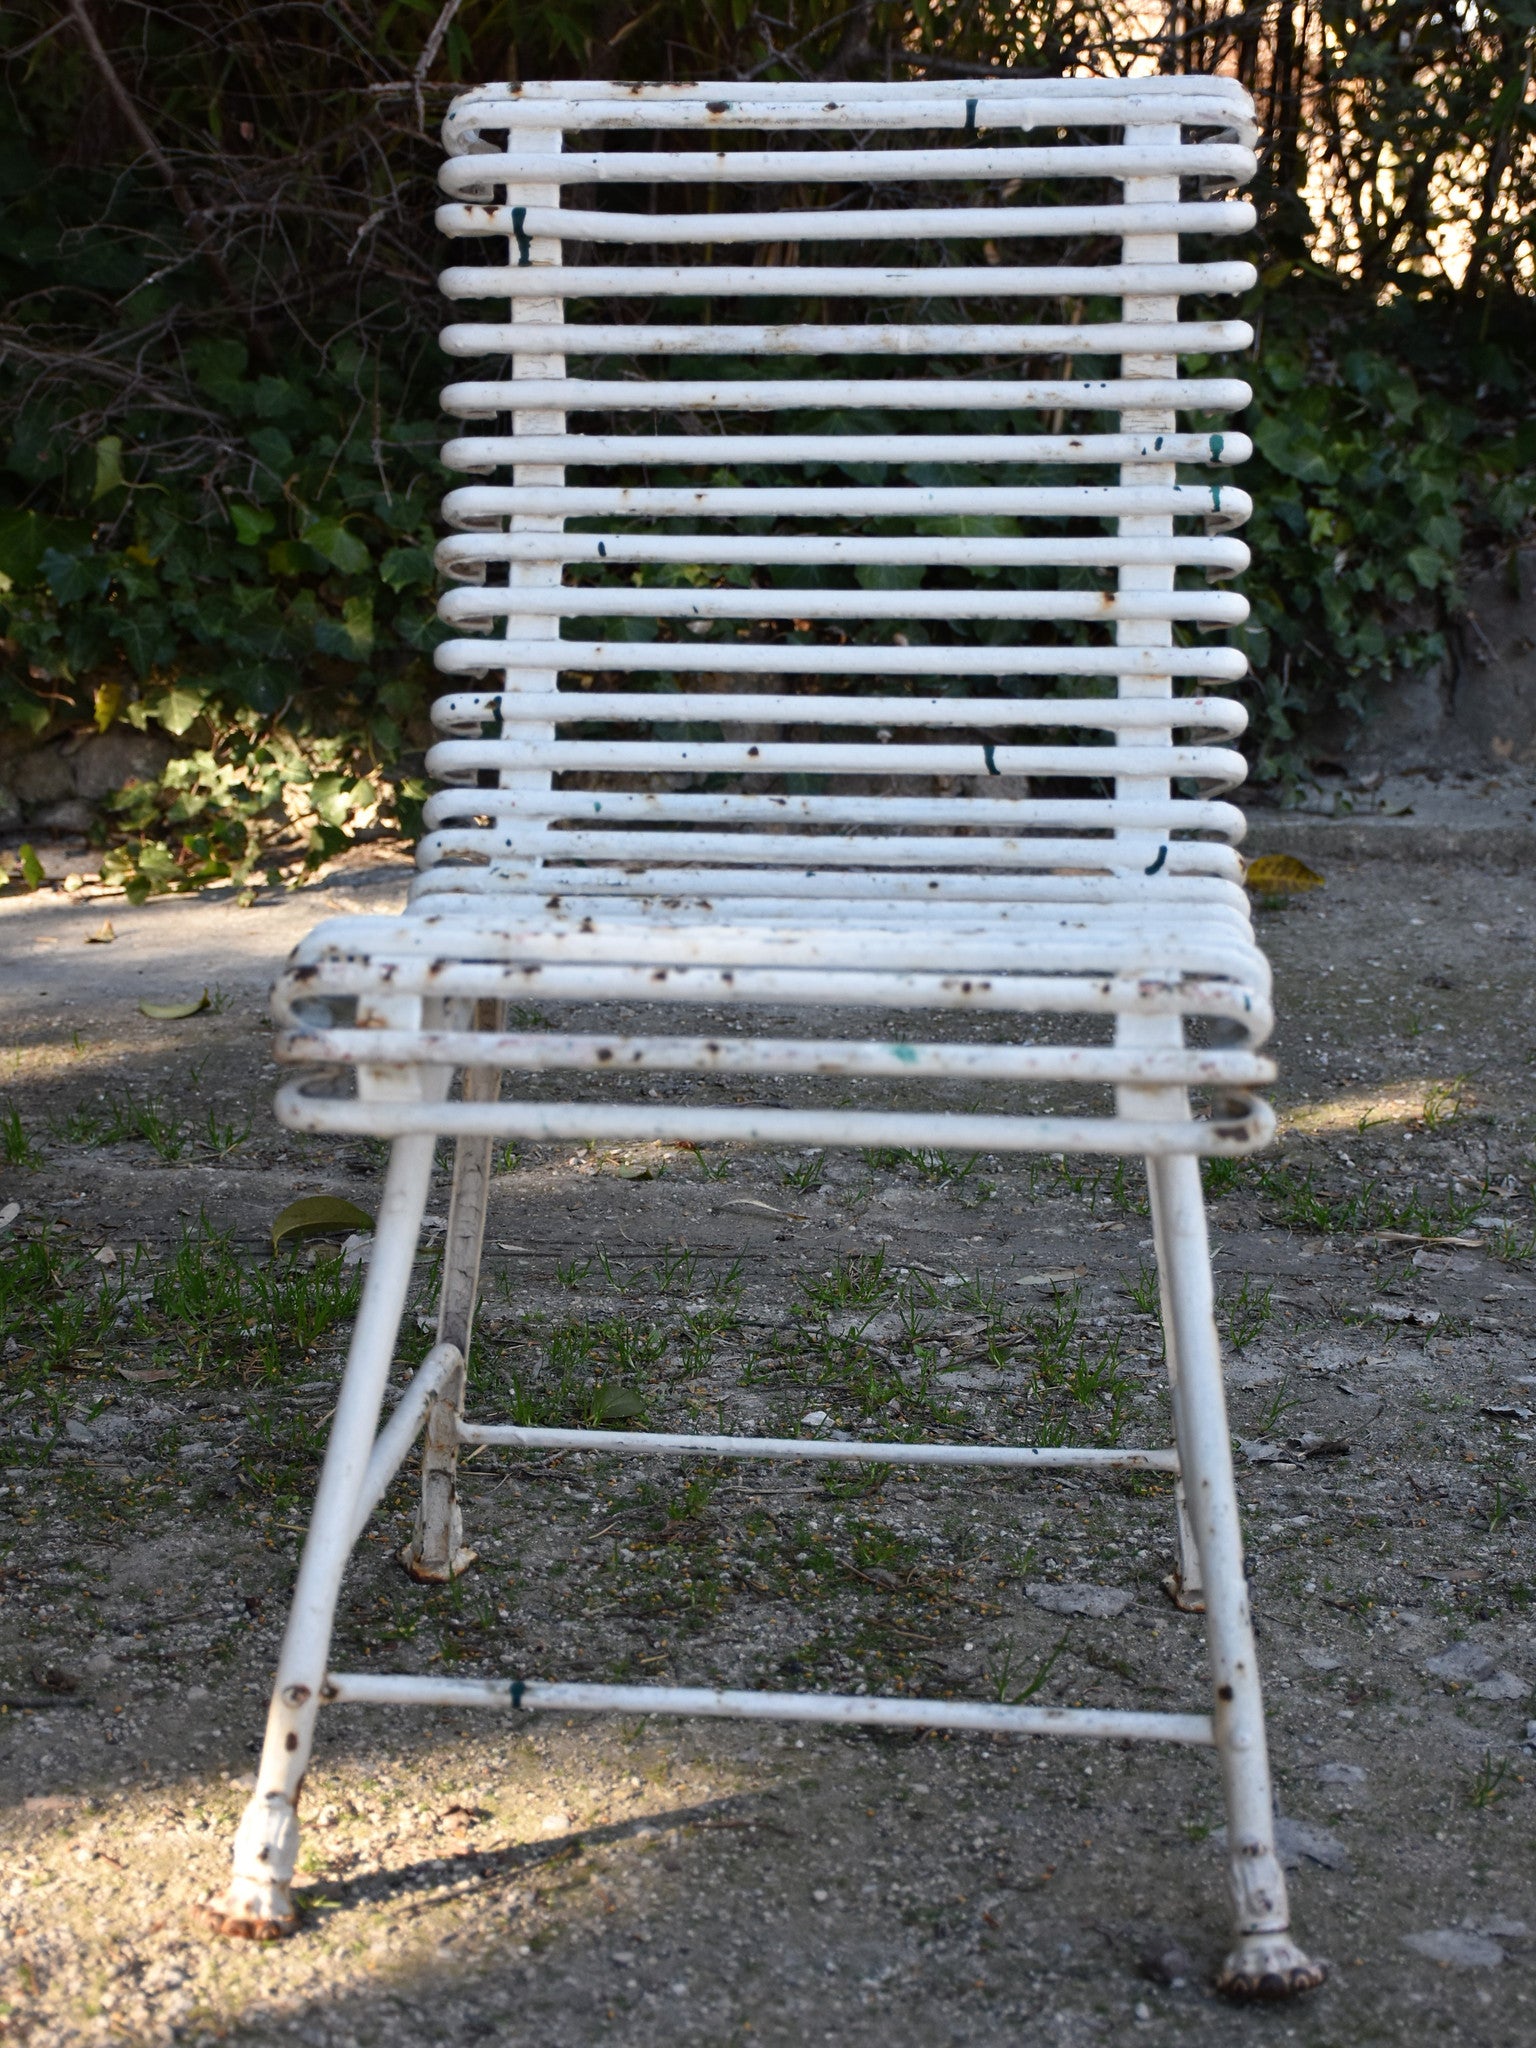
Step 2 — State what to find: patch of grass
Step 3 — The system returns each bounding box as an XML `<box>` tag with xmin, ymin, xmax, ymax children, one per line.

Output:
<box><xmin>1127</xmin><ymin>1260</ymin><xmax>1161</xmax><ymax>1317</ymax></box>
<box><xmin>651</xmin><ymin>1245</ymin><xmax>698</xmax><ymax>1295</ymax></box>
<box><xmin>798</xmin><ymin>1249</ymin><xmax>892</xmax><ymax>1315</ymax></box>
<box><xmin>1252</xmin><ymin>1374</ymin><xmax>1304</xmax><ymax>1434</ymax></box>
<box><xmin>1</xmin><ymin>1099</ymin><xmax>41</xmax><ymax>1167</ymax></box>
<box><xmin>201</xmin><ymin>1106</ymin><xmax>252</xmax><ymax>1155</ymax></box>
<box><xmin>1256</xmin><ymin>1162</ymin><xmax>1490</xmax><ymax>1239</ymax></box>
<box><xmin>1221</xmin><ymin>1274</ymin><xmax>1274</xmax><ymax>1352</ymax></box>
<box><xmin>1201</xmin><ymin>1157</ymin><xmax>1250</xmax><ymax>1198</ymax></box>
<box><xmin>781</xmin><ymin>1151</ymin><xmax>826</xmax><ymax>1192</ymax></box>
<box><xmin>1466</xmin><ymin>1750</ymin><xmax>1516</xmax><ymax>1810</ymax></box>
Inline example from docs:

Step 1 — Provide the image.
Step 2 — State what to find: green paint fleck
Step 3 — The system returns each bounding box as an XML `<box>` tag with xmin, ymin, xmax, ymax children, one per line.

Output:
<box><xmin>1209</xmin><ymin>432</ymin><xmax>1225</xmax><ymax>462</ymax></box>
<box><xmin>889</xmin><ymin>1044</ymin><xmax>918</xmax><ymax>1064</ymax></box>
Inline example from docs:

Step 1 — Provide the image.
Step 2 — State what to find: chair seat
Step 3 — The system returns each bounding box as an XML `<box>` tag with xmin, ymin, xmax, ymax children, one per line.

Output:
<box><xmin>271</xmin><ymin>888</ymin><xmax>1275</xmax><ymax>1154</ymax></box>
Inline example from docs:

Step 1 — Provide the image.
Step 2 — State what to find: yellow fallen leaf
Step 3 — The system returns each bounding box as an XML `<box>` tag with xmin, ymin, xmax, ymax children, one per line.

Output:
<box><xmin>139</xmin><ymin>990</ymin><xmax>211</xmax><ymax>1020</ymax></box>
<box><xmin>85</xmin><ymin>919</ymin><xmax>117</xmax><ymax>943</ymax></box>
<box><xmin>1245</xmin><ymin>854</ymin><xmax>1325</xmax><ymax>893</ymax></box>
<box><xmin>271</xmin><ymin>1195</ymin><xmax>375</xmax><ymax>1254</ymax></box>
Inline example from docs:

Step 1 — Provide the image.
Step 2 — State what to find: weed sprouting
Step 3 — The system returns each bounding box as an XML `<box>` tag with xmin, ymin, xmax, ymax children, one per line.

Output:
<box><xmin>1</xmin><ymin>1100</ymin><xmax>40</xmax><ymax>1168</ymax></box>
<box><xmin>201</xmin><ymin>1107</ymin><xmax>251</xmax><ymax>1155</ymax></box>
<box><xmin>1221</xmin><ymin>1274</ymin><xmax>1274</xmax><ymax>1352</ymax></box>
<box><xmin>1201</xmin><ymin>1157</ymin><xmax>1248</xmax><ymax>1198</ymax></box>
<box><xmin>1253</xmin><ymin>1374</ymin><xmax>1304</xmax><ymax>1434</ymax></box>
<box><xmin>1421</xmin><ymin>1076</ymin><xmax>1469</xmax><ymax>1131</ymax></box>
<box><xmin>555</xmin><ymin>1256</ymin><xmax>592</xmax><ymax>1289</ymax></box>
<box><xmin>1127</xmin><ymin>1261</ymin><xmax>1161</xmax><ymax>1317</ymax></box>
<box><xmin>988</xmin><ymin>1633</ymin><xmax>1068</xmax><ymax>1705</ymax></box>
<box><xmin>798</xmin><ymin>1249</ymin><xmax>891</xmax><ymax>1315</ymax></box>
<box><xmin>652</xmin><ymin>1245</ymin><xmax>698</xmax><ymax>1295</ymax></box>
<box><xmin>1466</xmin><ymin>1751</ymin><xmax>1515</xmax><ymax>1809</ymax></box>
<box><xmin>782</xmin><ymin>1151</ymin><xmax>826</xmax><ymax>1192</ymax></box>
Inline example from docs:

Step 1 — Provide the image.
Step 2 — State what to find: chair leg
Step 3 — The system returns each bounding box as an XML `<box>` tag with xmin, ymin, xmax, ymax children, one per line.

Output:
<box><xmin>401</xmin><ymin>1029</ymin><xmax>499</xmax><ymax>1582</ymax></box>
<box><xmin>1146</xmin><ymin>1160</ymin><xmax>1204</xmax><ymax>1613</ymax></box>
<box><xmin>1147</xmin><ymin>1154</ymin><xmax>1325</xmax><ymax>1999</ymax></box>
<box><xmin>200</xmin><ymin>1133</ymin><xmax>436</xmax><ymax>1939</ymax></box>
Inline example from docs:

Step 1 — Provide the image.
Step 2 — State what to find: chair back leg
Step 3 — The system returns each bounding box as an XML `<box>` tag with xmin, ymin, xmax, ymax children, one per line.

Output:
<box><xmin>403</xmin><ymin>1008</ymin><xmax>501</xmax><ymax>1581</ymax></box>
<box><xmin>1149</xmin><ymin>1154</ymin><xmax>1326</xmax><ymax>1997</ymax></box>
<box><xmin>199</xmin><ymin>1132</ymin><xmax>436</xmax><ymax>1936</ymax></box>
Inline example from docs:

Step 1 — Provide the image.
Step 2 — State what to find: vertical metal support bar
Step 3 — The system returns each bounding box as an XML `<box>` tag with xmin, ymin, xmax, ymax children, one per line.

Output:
<box><xmin>402</xmin><ymin>999</ymin><xmax>503</xmax><ymax>1581</ymax></box>
<box><xmin>503</xmin><ymin>123</ymin><xmax>564</xmax><ymax>857</ymax></box>
<box><xmin>1112</xmin><ymin>121</ymin><xmax>1202</xmax><ymax>1599</ymax></box>
<box><xmin>201</xmin><ymin>1133</ymin><xmax>436</xmax><ymax>1936</ymax></box>
<box><xmin>1149</xmin><ymin>1154</ymin><xmax>1323</xmax><ymax>1997</ymax></box>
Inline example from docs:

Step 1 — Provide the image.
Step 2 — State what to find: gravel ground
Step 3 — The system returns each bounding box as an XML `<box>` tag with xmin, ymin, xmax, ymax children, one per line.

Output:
<box><xmin>2</xmin><ymin>820</ymin><xmax>1535</xmax><ymax>2046</ymax></box>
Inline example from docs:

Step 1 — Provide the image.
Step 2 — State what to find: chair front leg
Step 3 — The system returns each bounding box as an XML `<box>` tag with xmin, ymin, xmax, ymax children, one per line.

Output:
<box><xmin>1148</xmin><ymin>1154</ymin><xmax>1325</xmax><ymax>1999</ymax></box>
<box><xmin>1146</xmin><ymin>1157</ymin><xmax>1205</xmax><ymax>1612</ymax></box>
<box><xmin>202</xmin><ymin>1132</ymin><xmax>436</xmax><ymax>1938</ymax></box>
<box><xmin>402</xmin><ymin>1017</ymin><xmax>500</xmax><ymax>1582</ymax></box>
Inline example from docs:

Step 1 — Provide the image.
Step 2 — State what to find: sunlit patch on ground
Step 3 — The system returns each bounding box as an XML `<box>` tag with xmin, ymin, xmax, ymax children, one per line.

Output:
<box><xmin>1278</xmin><ymin>1075</ymin><xmax>1472</xmax><ymax>1136</ymax></box>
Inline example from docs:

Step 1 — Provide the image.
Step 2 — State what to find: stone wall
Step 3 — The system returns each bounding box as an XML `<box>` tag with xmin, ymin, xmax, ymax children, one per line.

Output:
<box><xmin>1347</xmin><ymin>546</ymin><xmax>1536</xmax><ymax>771</ymax></box>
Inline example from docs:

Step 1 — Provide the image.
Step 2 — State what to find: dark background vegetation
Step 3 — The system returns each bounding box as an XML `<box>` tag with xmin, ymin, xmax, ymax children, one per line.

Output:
<box><xmin>0</xmin><ymin>1</ymin><xmax>1533</xmax><ymax>899</ymax></box>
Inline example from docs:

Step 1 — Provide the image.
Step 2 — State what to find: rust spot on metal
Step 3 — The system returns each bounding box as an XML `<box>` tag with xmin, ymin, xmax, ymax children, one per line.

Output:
<box><xmin>1218</xmin><ymin>1683</ymin><xmax>1234</xmax><ymax>1701</ymax></box>
<box><xmin>282</xmin><ymin>1684</ymin><xmax>311</xmax><ymax>1707</ymax></box>
<box><xmin>285</xmin><ymin>1731</ymin><xmax>299</xmax><ymax>1751</ymax></box>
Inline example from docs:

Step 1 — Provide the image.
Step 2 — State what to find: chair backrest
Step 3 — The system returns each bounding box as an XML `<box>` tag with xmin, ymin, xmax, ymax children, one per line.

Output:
<box><xmin>421</xmin><ymin>76</ymin><xmax>1258</xmax><ymax>915</ymax></box>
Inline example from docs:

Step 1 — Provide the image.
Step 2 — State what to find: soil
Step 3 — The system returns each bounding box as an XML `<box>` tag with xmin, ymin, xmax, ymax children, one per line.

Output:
<box><xmin>2</xmin><ymin>829</ymin><xmax>1535</xmax><ymax>2047</ymax></box>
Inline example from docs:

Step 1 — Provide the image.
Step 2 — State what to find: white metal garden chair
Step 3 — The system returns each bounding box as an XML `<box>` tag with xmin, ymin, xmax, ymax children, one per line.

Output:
<box><xmin>206</xmin><ymin>75</ymin><xmax>1323</xmax><ymax>1998</ymax></box>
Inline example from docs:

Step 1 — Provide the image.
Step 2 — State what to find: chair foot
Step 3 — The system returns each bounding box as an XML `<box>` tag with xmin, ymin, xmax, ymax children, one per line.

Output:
<box><xmin>1216</xmin><ymin>1933</ymin><xmax>1327</xmax><ymax>2000</ymax></box>
<box><xmin>399</xmin><ymin>1540</ymin><xmax>478</xmax><ymax>1583</ymax></box>
<box><xmin>1161</xmin><ymin>1568</ymin><xmax>1206</xmax><ymax>1613</ymax></box>
<box><xmin>195</xmin><ymin>1890</ymin><xmax>299</xmax><ymax>1942</ymax></box>
<box><xmin>201</xmin><ymin>1782</ymin><xmax>302</xmax><ymax>1938</ymax></box>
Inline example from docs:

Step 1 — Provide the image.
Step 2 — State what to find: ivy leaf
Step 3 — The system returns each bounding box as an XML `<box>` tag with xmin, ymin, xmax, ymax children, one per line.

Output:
<box><xmin>380</xmin><ymin>544</ymin><xmax>435</xmax><ymax>592</ymax></box>
<box><xmin>229</xmin><ymin>504</ymin><xmax>276</xmax><ymax>547</ymax></box>
<box><xmin>587</xmin><ymin>1386</ymin><xmax>646</xmax><ymax>1424</ymax></box>
<box><xmin>271</xmin><ymin>1195</ymin><xmax>375</xmax><ymax>1254</ymax></box>
<box><xmin>40</xmin><ymin>546</ymin><xmax>110</xmax><ymax>603</ymax></box>
<box><xmin>314</xmin><ymin>593</ymin><xmax>374</xmax><ymax>660</ymax></box>
<box><xmin>92</xmin><ymin>436</ymin><xmax>125</xmax><ymax>499</ymax></box>
<box><xmin>301</xmin><ymin>516</ymin><xmax>370</xmax><ymax>576</ymax></box>
<box><xmin>153</xmin><ymin>683</ymin><xmax>207</xmax><ymax>736</ymax></box>
<box><xmin>139</xmin><ymin>990</ymin><xmax>210</xmax><ymax>1019</ymax></box>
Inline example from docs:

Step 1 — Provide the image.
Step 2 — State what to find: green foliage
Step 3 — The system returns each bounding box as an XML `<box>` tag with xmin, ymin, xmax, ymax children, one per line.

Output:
<box><xmin>0</xmin><ymin>1</ymin><xmax>1531</xmax><ymax>890</ymax></box>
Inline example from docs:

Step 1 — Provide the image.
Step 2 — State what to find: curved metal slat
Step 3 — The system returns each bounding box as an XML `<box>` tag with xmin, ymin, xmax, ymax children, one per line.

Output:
<box><xmin>278</xmin><ymin>1027</ymin><xmax>1275</xmax><ymax>1086</ymax></box>
<box><xmin>440</xmin><ymin>319</ymin><xmax>1256</xmax><ymax>357</ymax></box>
<box><xmin>440</xmin><ymin>259</ymin><xmax>1258</xmax><ymax>300</ymax></box>
<box><xmin>440</xmin><ymin>482</ymin><xmax>1252</xmax><ymax>527</ymax></box>
<box><xmin>428</xmin><ymin>692</ymin><xmax>1250</xmax><ymax>735</ymax></box>
<box><xmin>417</xmin><ymin>827</ymin><xmax>1244</xmax><ymax>876</ymax></box>
<box><xmin>439</xmin><ymin>143</ymin><xmax>1258</xmax><ymax>194</ymax></box>
<box><xmin>423</xmin><ymin>739</ymin><xmax>1248</xmax><ymax>784</ymax></box>
<box><xmin>276</xmin><ymin>1086</ymin><xmax>1275</xmax><ymax>1156</ymax></box>
<box><xmin>440</xmin><ymin>429</ymin><xmax>1250</xmax><ymax>470</ymax></box>
<box><xmin>440</xmin><ymin>376</ymin><xmax>1253</xmax><ymax>416</ymax></box>
<box><xmin>432</xmin><ymin>638</ymin><xmax>1250</xmax><ymax>681</ymax></box>
<box><xmin>438</xmin><ymin>200</ymin><xmax>1255</xmax><ymax>242</ymax></box>
<box><xmin>437</xmin><ymin>587</ymin><xmax>1248</xmax><ymax>626</ymax></box>
<box><xmin>434</xmin><ymin>535</ymin><xmax>1252</xmax><ymax>575</ymax></box>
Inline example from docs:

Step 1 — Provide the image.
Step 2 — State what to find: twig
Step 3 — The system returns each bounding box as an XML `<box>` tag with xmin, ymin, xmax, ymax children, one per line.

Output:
<box><xmin>64</xmin><ymin>0</ymin><xmax>270</xmax><ymax>365</ymax></box>
<box><xmin>413</xmin><ymin>0</ymin><xmax>468</xmax><ymax>135</ymax></box>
